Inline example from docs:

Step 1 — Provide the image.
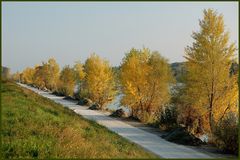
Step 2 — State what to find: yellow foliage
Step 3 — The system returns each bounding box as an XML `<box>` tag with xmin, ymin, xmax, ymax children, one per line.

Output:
<box><xmin>182</xmin><ymin>9</ymin><xmax>238</xmax><ymax>134</ymax></box>
<box><xmin>43</xmin><ymin>58</ymin><xmax>60</xmax><ymax>91</ymax></box>
<box><xmin>84</xmin><ymin>53</ymin><xmax>116</xmax><ymax>108</ymax></box>
<box><xmin>120</xmin><ymin>48</ymin><xmax>174</xmax><ymax>123</ymax></box>
<box><xmin>73</xmin><ymin>61</ymin><xmax>86</xmax><ymax>97</ymax></box>
<box><xmin>33</xmin><ymin>65</ymin><xmax>46</xmax><ymax>89</ymax></box>
<box><xmin>74</xmin><ymin>61</ymin><xmax>85</xmax><ymax>82</ymax></box>
<box><xmin>59</xmin><ymin>65</ymin><xmax>76</xmax><ymax>97</ymax></box>
<box><xmin>21</xmin><ymin>67</ymin><xmax>35</xmax><ymax>84</ymax></box>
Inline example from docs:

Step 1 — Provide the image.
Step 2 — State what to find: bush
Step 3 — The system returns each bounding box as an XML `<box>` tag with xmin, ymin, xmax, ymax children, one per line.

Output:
<box><xmin>159</xmin><ymin>105</ymin><xmax>177</xmax><ymax>131</ymax></box>
<box><xmin>74</xmin><ymin>88</ymin><xmax>89</xmax><ymax>100</ymax></box>
<box><xmin>213</xmin><ymin>112</ymin><xmax>238</xmax><ymax>155</ymax></box>
<box><xmin>77</xmin><ymin>98</ymin><xmax>93</xmax><ymax>106</ymax></box>
<box><xmin>110</xmin><ymin>109</ymin><xmax>127</xmax><ymax>118</ymax></box>
<box><xmin>73</xmin><ymin>92</ymin><xmax>81</xmax><ymax>100</ymax></box>
<box><xmin>52</xmin><ymin>91</ymin><xmax>65</xmax><ymax>97</ymax></box>
<box><xmin>81</xmin><ymin>89</ymin><xmax>90</xmax><ymax>98</ymax></box>
<box><xmin>161</xmin><ymin>127</ymin><xmax>204</xmax><ymax>146</ymax></box>
<box><xmin>135</xmin><ymin>111</ymin><xmax>159</xmax><ymax>125</ymax></box>
<box><xmin>88</xmin><ymin>103</ymin><xmax>101</xmax><ymax>110</ymax></box>
<box><xmin>130</xmin><ymin>109</ymin><xmax>162</xmax><ymax>126</ymax></box>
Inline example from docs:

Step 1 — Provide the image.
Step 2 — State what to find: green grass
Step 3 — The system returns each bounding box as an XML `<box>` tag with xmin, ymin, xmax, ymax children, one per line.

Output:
<box><xmin>1</xmin><ymin>81</ymin><xmax>157</xmax><ymax>158</ymax></box>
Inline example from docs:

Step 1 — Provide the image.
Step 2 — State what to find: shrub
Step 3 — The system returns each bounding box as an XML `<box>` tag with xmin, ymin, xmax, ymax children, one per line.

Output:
<box><xmin>213</xmin><ymin>112</ymin><xmax>238</xmax><ymax>155</ymax></box>
<box><xmin>77</xmin><ymin>98</ymin><xmax>93</xmax><ymax>106</ymax></box>
<box><xmin>159</xmin><ymin>105</ymin><xmax>177</xmax><ymax>131</ymax></box>
<box><xmin>110</xmin><ymin>109</ymin><xmax>127</xmax><ymax>118</ymax></box>
<box><xmin>161</xmin><ymin>127</ymin><xmax>204</xmax><ymax>146</ymax></box>
<box><xmin>140</xmin><ymin>111</ymin><xmax>159</xmax><ymax>125</ymax></box>
<box><xmin>88</xmin><ymin>103</ymin><xmax>101</xmax><ymax>110</ymax></box>
<box><xmin>77</xmin><ymin>88</ymin><xmax>90</xmax><ymax>100</ymax></box>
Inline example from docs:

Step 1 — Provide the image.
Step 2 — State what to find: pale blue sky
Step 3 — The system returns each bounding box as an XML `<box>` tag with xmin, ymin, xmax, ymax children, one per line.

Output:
<box><xmin>2</xmin><ymin>2</ymin><xmax>238</xmax><ymax>73</ymax></box>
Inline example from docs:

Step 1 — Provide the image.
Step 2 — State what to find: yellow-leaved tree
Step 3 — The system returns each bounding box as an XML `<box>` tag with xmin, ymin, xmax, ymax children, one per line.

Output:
<box><xmin>58</xmin><ymin>65</ymin><xmax>76</xmax><ymax>97</ymax></box>
<box><xmin>33</xmin><ymin>65</ymin><xmax>46</xmax><ymax>89</ymax></box>
<box><xmin>42</xmin><ymin>58</ymin><xmax>60</xmax><ymax>91</ymax></box>
<box><xmin>180</xmin><ymin>9</ymin><xmax>238</xmax><ymax>137</ymax></box>
<box><xmin>84</xmin><ymin>53</ymin><xmax>116</xmax><ymax>108</ymax></box>
<box><xmin>21</xmin><ymin>67</ymin><xmax>35</xmax><ymax>84</ymax></box>
<box><xmin>120</xmin><ymin>48</ymin><xmax>174</xmax><ymax>123</ymax></box>
<box><xmin>73</xmin><ymin>61</ymin><xmax>85</xmax><ymax>98</ymax></box>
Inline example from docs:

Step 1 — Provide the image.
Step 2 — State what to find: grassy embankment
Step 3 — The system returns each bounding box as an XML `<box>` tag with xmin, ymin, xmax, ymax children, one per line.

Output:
<box><xmin>2</xmin><ymin>81</ymin><xmax>157</xmax><ymax>158</ymax></box>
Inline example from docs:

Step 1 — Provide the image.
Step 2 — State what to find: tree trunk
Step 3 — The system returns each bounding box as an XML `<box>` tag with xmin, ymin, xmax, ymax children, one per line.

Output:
<box><xmin>209</xmin><ymin>93</ymin><xmax>214</xmax><ymax>136</ymax></box>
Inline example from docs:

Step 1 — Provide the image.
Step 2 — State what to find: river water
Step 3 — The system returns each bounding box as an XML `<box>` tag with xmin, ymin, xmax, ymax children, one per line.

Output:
<box><xmin>74</xmin><ymin>83</ymin><xmax>184</xmax><ymax>115</ymax></box>
<box><xmin>105</xmin><ymin>94</ymin><xmax>130</xmax><ymax>113</ymax></box>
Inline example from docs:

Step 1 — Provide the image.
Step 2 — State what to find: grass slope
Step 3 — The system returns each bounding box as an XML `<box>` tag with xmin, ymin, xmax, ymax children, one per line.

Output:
<box><xmin>1</xmin><ymin>81</ymin><xmax>157</xmax><ymax>158</ymax></box>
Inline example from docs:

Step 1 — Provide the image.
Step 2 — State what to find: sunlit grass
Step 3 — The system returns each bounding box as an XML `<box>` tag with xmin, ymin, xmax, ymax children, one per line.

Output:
<box><xmin>2</xmin><ymin>81</ymin><xmax>157</xmax><ymax>158</ymax></box>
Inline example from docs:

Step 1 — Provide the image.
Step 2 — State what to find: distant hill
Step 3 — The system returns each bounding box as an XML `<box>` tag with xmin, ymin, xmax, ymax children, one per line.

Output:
<box><xmin>112</xmin><ymin>62</ymin><xmax>238</xmax><ymax>83</ymax></box>
<box><xmin>170</xmin><ymin>62</ymin><xmax>186</xmax><ymax>82</ymax></box>
<box><xmin>170</xmin><ymin>61</ymin><xmax>239</xmax><ymax>82</ymax></box>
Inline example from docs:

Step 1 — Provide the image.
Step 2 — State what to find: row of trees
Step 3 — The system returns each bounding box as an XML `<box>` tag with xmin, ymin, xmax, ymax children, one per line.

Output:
<box><xmin>12</xmin><ymin>9</ymin><xmax>238</xmax><ymax>154</ymax></box>
<box><xmin>14</xmin><ymin>49</ymin><xmax>173</xmax><ymax>116</ymax></box>
<box><xmin>13</xmin><ymin>54</ymin><xmax>116</xmax><ymax>110</ymax></box>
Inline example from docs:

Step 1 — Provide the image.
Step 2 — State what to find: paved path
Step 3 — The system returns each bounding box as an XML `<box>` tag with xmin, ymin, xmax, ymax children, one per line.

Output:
<box><xmin>19</xmin><ymin>83</ymin><xmax>214</xmax><ymax>159</ymax></box>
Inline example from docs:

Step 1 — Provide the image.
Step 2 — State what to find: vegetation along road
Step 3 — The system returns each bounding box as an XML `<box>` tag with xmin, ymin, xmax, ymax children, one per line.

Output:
<box><xmin>18</xmin><ymin>82</ymin><xmax>215</xmax><ymax>159</ymax></box>
<box><xmin>5</xmin><ymin>8</ymin><xmax>238</xmax><ymax>159</ymax></box>
<box><xmin>2</xmin><ymin>82</ymin><xmax>157</xmax><ymax>159</ymax></box>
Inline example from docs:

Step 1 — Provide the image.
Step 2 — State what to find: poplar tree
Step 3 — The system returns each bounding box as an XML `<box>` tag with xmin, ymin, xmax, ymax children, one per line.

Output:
<box><xmin>84</xmin><ymin>53</ymin><xmax>115</xmax><ymax>108</ymax></box>
<box><xmin>73</xmin><ymin>61</ymin><xmax>85</xmax><ymax>96</ymax></box>
<box><xmin>43</xmin><ymin>58</ymin><xmax>60</xmax><ymax>91</ymax></box>
<box><xmin>33</xmin><ymin>65</ymin><xmax>46</xmax><ymax>89</ymax></box>
<box><xmin>21</xmin><ymin>67</ymin><xmax>35</xmax><ymax>84</ymax></box>
<box><xmin>120</xmin><ymin>48</ymin><xmax>174</xmax><ymax>123</ymax></box>
<box><xmin>59</xmin><ymin>65</ymin><xmax>76</xmax><ymax>97</ymax></box>
<box><xmin>182</xmin><ymin>9</ymin><xmax>238</xmax><ymax>135</ymax></box>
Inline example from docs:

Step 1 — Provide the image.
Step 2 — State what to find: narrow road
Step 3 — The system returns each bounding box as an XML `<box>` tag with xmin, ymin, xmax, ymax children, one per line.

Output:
<box><xmin>19</xmin><ymin>83</ymin><xmax>214</xmax><ymax>159</ymax></box>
